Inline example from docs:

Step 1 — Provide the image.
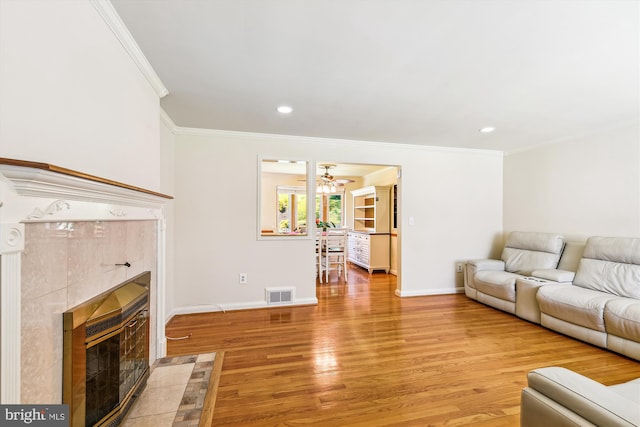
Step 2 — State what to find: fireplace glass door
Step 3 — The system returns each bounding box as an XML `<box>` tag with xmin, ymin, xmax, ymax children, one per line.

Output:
<box><xmin>120</xmin><ymin>310</ymin><xmax>149</xmax><ymax>400</ymax></box>
<box><xmin>86</xmin><ymin>333</ymin><xmax>120</xmax><ymax>426</ymax></box>
<box><xmin>85</xmin><ymin>308</ymin><xmax>149</xmax><ymax>426</ymax></box>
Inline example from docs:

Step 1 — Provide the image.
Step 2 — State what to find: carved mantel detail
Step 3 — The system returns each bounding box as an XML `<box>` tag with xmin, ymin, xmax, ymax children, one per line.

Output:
<box><xmin>27</xmin><ymin>200</ymin><xmax>71</xmax><ymax>220</ymax></box>
<box><xmin>0</xmin><ymin>223</ymin><xmax>25</xmax><ymax>255</ymax></box>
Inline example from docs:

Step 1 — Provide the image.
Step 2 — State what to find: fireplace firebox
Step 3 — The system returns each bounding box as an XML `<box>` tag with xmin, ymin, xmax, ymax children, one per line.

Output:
<box><xmin>63</xmin><ymin>271</ymin><xmax>151</xmax><ymax>427</ymax></box>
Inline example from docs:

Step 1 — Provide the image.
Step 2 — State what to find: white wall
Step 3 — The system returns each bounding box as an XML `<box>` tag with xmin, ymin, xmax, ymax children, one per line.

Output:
<box><xmin>0</xmin><ymin>0</ymin><xmax>161</xmax><ymax>191</ymax></box>
<box><xmin>504</xmin><ymin>123</ymin><xmax>640</xmax><ymax>242</ymax></box>
<box><xmin>170</xmin><ymin>128</ymin><xmax>503</xmax><ymax>315</ymax></box>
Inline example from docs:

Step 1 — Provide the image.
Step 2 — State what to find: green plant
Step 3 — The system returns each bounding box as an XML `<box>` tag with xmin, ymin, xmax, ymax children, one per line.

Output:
<box><xmin>316</xmin><ymin>221</ymin><xmax>335</xmax><ymax>230</ymax></box>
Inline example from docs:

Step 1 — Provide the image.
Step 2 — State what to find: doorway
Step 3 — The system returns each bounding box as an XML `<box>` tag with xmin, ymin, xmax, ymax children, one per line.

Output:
<box><xmin>315</xmin><ymin>162</ymin><xmax>400</xmax><ymax>285</ymax></box>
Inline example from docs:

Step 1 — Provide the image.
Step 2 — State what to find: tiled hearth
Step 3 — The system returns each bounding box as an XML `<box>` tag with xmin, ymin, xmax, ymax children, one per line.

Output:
<box><xmin>123</xmin><ymin>353</ymin><xmax>218</xmax><ymax>427</ymax></box>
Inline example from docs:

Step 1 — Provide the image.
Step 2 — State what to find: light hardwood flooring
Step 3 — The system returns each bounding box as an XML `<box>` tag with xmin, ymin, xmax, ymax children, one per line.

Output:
<box><xmin>166</xmin><ymin>265</ymin><xmax>640</xmax><ymax>426</ymax></box>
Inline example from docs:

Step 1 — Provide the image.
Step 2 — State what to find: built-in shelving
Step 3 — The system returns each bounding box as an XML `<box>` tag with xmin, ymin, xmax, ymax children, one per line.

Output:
<box><xmin>349</xmin><ymin>186</ymin><xmax>391</xmax><ymax>273</ymax></box>
<box><xmin>351</xmin><ymin>186</ymin><xmax>390</xmax><ymax>233</ymax></box>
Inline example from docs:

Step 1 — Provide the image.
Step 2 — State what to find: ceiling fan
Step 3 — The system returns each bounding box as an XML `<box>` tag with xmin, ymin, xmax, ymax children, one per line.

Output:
<box><xmin>317</xmin><ymin>164</ymin><xmax>354</xmax><ymax>193</ymax></box>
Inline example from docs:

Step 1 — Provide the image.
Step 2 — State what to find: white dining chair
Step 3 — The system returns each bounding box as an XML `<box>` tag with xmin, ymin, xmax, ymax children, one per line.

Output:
<box><xmin>321</xmin><ymin>228</ymin><xmax>348</xmax><ymax>282</ymax></box>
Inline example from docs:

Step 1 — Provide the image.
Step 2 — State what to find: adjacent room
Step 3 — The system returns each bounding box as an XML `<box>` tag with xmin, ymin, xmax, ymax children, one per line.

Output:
<box><xmin>1</xmin><ymin>0</ymin><xmax>639</xmax><ymax>426</ymax></box>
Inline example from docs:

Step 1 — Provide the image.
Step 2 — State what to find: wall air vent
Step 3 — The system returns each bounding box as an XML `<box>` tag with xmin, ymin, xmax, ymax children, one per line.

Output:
<box><xmin>265</xmin><ymin>287</ymin><xmax>294</xmax><ymax>305</ymax></box>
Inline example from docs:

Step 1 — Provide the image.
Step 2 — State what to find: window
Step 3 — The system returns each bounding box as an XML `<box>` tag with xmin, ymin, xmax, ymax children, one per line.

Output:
<box><xmin>316</xmin><ymin>191</ymin><xmax>344</xmax><ymax>227</ymax></box>
<box><xmin>259</xmin><ymin>158</ymin><xmax>311</xmax><ymax>239</ymax></box>
<box><xmin>276</xmin><ymin>186</ymin><xmax>307</xmax><ymax>233</ymax></box>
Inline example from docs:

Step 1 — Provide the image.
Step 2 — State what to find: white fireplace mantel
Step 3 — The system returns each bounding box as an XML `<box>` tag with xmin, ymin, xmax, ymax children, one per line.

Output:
<box><xmin>0</xmin><ymin>159</ymin><xmax>171</xmax><ymax>223</ymax></box>
<box><xmin>0</xmin><ymin>158</ymin><xmax>172</xmax><ymax>404</ymax></box>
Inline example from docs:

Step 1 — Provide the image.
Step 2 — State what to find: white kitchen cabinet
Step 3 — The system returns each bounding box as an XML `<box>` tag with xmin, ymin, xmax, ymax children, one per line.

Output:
<box><xmin>348</xmin><ymin>231</ymin><xmax>390</xmax><ymax>273</ymax></box>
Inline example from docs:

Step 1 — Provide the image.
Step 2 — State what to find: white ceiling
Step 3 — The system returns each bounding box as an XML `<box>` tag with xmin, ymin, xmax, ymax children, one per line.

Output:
<box><xmin>111</xmin><ymin>0</ymin><xmax>639</xmax><ymax>153</ymax></box>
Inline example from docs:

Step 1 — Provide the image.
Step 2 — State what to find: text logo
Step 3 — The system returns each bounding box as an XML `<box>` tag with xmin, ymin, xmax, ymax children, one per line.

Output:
<box><xmin>1</xmin><ymin>405</ymin><xmax>68</xmax><ymax>426</ymax></box>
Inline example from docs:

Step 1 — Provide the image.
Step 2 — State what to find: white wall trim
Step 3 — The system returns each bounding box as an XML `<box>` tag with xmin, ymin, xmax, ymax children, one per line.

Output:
<box><xmin>90</xmin><ymin>0</ymin><xmax>169</xmax><ymax>98</ymax></box>
<box><xmin>0</xmin><ymin>224</ymin><xmax>24</xmax><ymax>403</ymax></box>
<box><xmin>166</xmin><ymin>298</ymin><xmax>319</xmax><ymax>322</ymax></box>
<box><xmin>395</xmin><ymin>287</ymin><xmax>464</xmax><ymax>297</ymax></box>
<box><xmin>504</xmin><ymin>119</ymin><xmax>638</xmax><ymax>156</ymax></box>
<box><xmin>160</xmin><ymin>108</ymin><xmax>178</xmax><ymax>133</ymax></box>
<box><xmin>154</xmin><ymin>218</ymin><xmax>168</xmax><ymax>359</ymax></box>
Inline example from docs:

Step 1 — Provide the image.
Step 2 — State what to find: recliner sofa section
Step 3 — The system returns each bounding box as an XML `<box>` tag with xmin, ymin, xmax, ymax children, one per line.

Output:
<box><xmin>521</xmin><ymin>366</ymin><xmax>640</xmax><ymax>427</ymax></box>
<box><xmin>464</xmin><ymin>232</ymin><xmax>570</xmax><ymax>316</ymax></box>
<box><xmin>537</xmin><ymin>236</ymin><xmax>640</xmax><ymax>361</ymax></box>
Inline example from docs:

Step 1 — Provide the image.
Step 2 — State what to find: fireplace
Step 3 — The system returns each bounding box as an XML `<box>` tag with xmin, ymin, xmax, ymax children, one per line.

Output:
<box><xmin>63</xmin><ymin>271</ymin><xmax>151</xmax><ymax>427</ymax></box>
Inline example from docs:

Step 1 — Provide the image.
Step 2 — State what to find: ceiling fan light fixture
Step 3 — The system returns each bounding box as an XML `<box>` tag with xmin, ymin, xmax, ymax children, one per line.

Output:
<box><xmin>276</xmin><ymin>105</ymin><xmax>293</xmax><ymax>114</ymax></box>
<box><xmin>317</xmin><ymin>164</ymin><xmax>340</xmax><ymax>194</ymax></box>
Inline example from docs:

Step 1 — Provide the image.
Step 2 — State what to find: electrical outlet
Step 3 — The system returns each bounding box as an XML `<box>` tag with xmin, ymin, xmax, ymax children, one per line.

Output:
<box><xmin>456</xmin><ymin>263</ymin><xmax>464</xmax><ymax>273</ymax></box>
<box><xmin>239</xmin><ymin>273</ymin><xmax>247</xmax><ymax>284</ymax></box>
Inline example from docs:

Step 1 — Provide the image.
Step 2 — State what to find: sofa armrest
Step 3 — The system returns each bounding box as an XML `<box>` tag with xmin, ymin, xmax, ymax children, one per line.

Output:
<box><xmin>521</xmin><ymin>388</ymin><xmax>598</xmax><ymax>427</ymax></box>
<box><xmin>466</xmin><ymin>259</ymin><xmax>505</xmax><ymax>271</ymax></box>
<box><xmin>525</xmin><ymin>367</ymin><xmax>640</xmax><ymax>427</ymax></box>
<box><xmin>531</xmin><ymin>269</ymin><xmax>575</xmax><ymax>283</ymax></box>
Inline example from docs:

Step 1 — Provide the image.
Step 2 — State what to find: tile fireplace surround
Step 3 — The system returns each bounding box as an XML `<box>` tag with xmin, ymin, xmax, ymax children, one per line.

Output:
<box><xmin>25</xmin><ymin>220</ymin><xmax>157</xmax><ymax>405</ymax></box>
<box><xmin>0</xmin><ymin>158</ymin><xmax>172</xmax><ymax>405</ymax></box>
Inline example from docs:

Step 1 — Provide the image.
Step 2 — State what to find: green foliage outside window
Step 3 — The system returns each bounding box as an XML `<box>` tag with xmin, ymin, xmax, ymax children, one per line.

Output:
<box><xmin>315</xmin><ymin>193</ymin><xmax>343</xmax><ymax>227</ymax></box>
<box><xmin>328</xmin><ymin>194</ymin><xmax>342</xmax><ymax>224</ymax></box>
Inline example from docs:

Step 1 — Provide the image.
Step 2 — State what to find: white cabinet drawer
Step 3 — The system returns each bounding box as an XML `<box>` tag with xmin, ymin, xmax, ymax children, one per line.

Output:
<box><xmin>348</xmin><ymin>232</ymin><xmax>387</xmax><ymax>272</ymax></box>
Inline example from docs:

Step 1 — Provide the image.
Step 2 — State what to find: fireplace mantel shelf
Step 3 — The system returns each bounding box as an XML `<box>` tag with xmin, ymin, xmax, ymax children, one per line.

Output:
<box><xmin>0</xmin><ymin>157</ymin><xmax>172</xmax><ymax>199</ymax></box>
<box><xmin>0</xmin><ymin>158</ymin><xmax>173</xmax><ymax>219</ymax></box>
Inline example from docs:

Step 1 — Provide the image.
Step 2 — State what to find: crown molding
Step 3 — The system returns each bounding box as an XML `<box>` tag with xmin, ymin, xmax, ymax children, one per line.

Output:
<box><xmin>173</xmin><ymin>126</ymin><xmax>504</xmax><ymax>157</ymax></box>
<box><xmin>504</xmin><ymin>119</ymin><xmax>638</xmax><ymax>156</ymax></box>
<box><xmin>160</xmin><ymin>108</ymin><xmax>178</xmax><ymax>133</ymax></box>
<box><xmin>90</xmin><ymin>0</ymin><xmax>169</xmax><ymax>98</ymax></box>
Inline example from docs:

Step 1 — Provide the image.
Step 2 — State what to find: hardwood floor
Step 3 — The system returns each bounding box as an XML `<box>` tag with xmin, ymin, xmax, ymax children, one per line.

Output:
<box><xmin>166</xmin><ymin>265</ymin><xmax>640</xmax><ymax>426</ymax></box>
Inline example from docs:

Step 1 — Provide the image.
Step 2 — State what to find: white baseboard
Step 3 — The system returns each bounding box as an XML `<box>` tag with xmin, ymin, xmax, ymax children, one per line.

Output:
<box><xmin>165</xmin><ymin>297</ymin><xmax>318</xmax><ymax>322</ymax></box>
<box><xmin>395</xmin><ymin>287</ymin><xmax>464</xmax><ymax>297</ymax></box>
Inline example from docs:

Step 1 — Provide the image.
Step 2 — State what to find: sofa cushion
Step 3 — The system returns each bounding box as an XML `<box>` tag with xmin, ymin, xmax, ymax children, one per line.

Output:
<box><xmin>501</xmin><ymin>232</ymin><xmax>565</xmax><ymax>275</ymax></box>
<box><xmin>604</xmin><ymin>298</ymin><xmax>640</xmax><ymax>342</ymax></box>
<box><xmin>573</xmin><ymin>237</ymin><xmax>640</xmax><ymax>299</ymax></box>
<box><xmin>582</xmin><ymin>236</ymin><xmax>640</xmax><ymax>264</ymax></box>
<box><xmin>537</xmin><ymin>285</ymin><xmax>616</xmax><ymax>332</ymax></box>
<box><xmin>506</xmin><ymin>231</ymin><xmax>566</xmax><ymax>254</ymax></box>
<box><xmin>475</xmin><ymin>271</ymin><xmax>521</xmax><ymax>302</ymax></box>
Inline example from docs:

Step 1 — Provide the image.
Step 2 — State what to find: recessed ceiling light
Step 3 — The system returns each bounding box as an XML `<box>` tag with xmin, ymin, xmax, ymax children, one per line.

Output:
<box><xmin>277</xmin><ymin>105</ymin><xmax>293</xmax><ymax>114</ymax></box>
<box><xmin>479</xmin><ymin>126</ymin><xmax>496</xmax><ymax>133</ymax></box>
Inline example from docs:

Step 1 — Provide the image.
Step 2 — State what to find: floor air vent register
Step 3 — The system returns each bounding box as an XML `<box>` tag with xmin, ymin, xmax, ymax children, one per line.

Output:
<box><xmin>265</xmin><ymin>287</ymin><xmax>294</xmax><ymax>305</ymax></box>
<box><xmin>63</xmin><ymin>271</ymin><xmax>151</xmax><ymax>427</ymax></box>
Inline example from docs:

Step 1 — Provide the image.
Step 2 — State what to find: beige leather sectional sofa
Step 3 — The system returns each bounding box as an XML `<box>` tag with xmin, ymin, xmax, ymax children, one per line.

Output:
<box><xmin>521</xmin><ymin>367</ymin><xmax>640</xmax><ymax>426</ymax></box>
<box><xmin>464</xmin><ymin>232</ymin><xmax>640</xmax><ymax>362</ymax></box>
